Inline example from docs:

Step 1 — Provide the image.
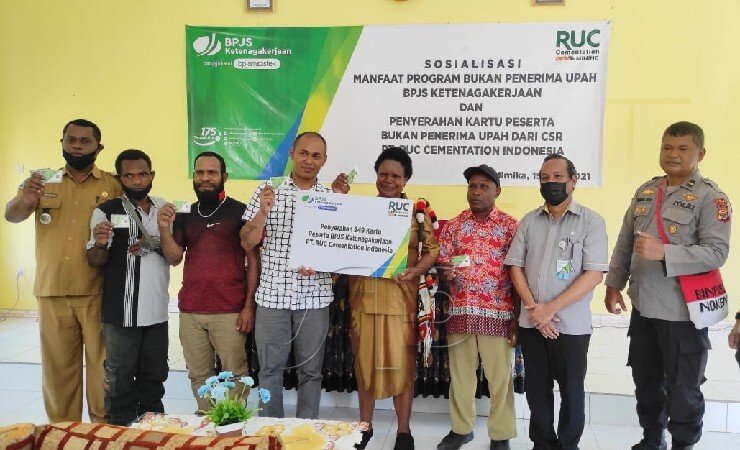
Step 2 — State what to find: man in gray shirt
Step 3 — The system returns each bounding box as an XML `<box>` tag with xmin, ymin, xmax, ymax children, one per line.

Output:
<box><xmin>604</xmin><ymin>122</ymin><xmax>731</xmax><ymax>450</ymax></box>
<box><xmin>504</xmin><ymin>154</ymin><xmax>608</xmax><ymax>450</ymax></box>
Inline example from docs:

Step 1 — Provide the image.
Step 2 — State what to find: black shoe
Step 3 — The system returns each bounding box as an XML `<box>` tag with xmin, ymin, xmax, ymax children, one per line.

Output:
<box><xmin>437</xmin><ymin>430</ymin><xmax>474</xmax><ymax>449</ymax></box>
<box><xmin>490</xmin><ymin>439</ymin><xmax>510</xmax><ymax>450</ymax></box>
<box><xmin>671</xmin><ymin>444</ymin><xmax>694</xmax><ymax>450</ymax></box>
<box><xmin>631</xmin><ymin>440</ymin><xmax>667</xmax><ymax>450</ymax></box>
<box><xmin>355</xmin><ymin>428</ymin><xmax>373</xmax><ymax>449</ymax></box>
<box><xmin>394</xmin><ymin>432</ymin><xmax>415</xmax><ymax>450</ymax></box>
<box><xmin>631</xmin><ymin>429</ymin><xmax>667</xmax><ymax>450</ymax></box>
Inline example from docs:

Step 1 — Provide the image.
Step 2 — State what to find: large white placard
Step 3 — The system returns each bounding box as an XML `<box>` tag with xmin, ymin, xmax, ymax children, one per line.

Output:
<box><xmin>321</xmin><ymin>21</ymin><xmax>610</xmax><ymax>186</ymax></box>
<box><xmin>288</xmin><ymin>192</ymin><xmax>413</xmax><ymax>278</ymax></box>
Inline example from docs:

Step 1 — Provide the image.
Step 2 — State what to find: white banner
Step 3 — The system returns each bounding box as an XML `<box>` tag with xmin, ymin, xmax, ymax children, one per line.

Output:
<box><xmin>321</xmin><ymin>21</ymin><xmax>610</xmax><ymax>186</ymax></box>
<box><xmin>288</xmin><ymin>192</ymin><xmax>413</xmax><ymax>278</ymax></box>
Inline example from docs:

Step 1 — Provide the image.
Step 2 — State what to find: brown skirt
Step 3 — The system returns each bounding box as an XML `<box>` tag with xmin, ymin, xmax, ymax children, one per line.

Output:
<box><xmin>351</xmin><ymin>308</ymin><xmax>417</xmax><ymax>400</ymax></box>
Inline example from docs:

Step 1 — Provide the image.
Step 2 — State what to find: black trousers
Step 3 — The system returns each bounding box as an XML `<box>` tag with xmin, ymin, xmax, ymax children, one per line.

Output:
<box><xmin>519</xmin><ymin>328</ymin><xmax>590</xmax><ymax>450</ymax></box>
<box><xmin>103</xmin><ymin>322</ymin><xmax>169</xmax><ymax>425</ymax></box>
<box><xmin>628</xmin><ymin>308</ymin><xmax>710</xmax><ymax>446</ymax></box>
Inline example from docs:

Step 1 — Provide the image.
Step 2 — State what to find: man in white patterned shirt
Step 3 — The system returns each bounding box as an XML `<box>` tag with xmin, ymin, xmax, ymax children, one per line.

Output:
<box><xmin>240</xmin><ymin>131</ymin><xmax>349</xmax><ymax>418</ymax></box>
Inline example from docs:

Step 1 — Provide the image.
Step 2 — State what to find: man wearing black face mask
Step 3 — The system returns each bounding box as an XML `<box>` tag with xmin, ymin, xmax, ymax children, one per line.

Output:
<box><xmin>504</xmin><ymin>154</ymin><xmax>608</xmax><ymax>450</ymax></box>
<box><xmin>157</xmin><ymin>151</ymin><xmax>251</xmax><ymax>412</ymax></box>
<box><xmin>86</xmin><ymin>149</ymin><xmax>170</xmax><ymax>425</ymax></box>
<box><xmin>4</xmin><ymin>119</ymin><xmax>121</xmax><ymax>423</ymax></box>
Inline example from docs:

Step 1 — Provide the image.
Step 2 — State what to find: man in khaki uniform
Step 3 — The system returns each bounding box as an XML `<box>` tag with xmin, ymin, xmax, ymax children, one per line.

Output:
<box><xmin>605</xmin><ymin>121</ymin><xmax>731</xmax><ymax>450</ymax></box>
<box><xmin>4</xmin><ymin>119</ymin><xmax>121</xmax><ymax>423</ymax></box>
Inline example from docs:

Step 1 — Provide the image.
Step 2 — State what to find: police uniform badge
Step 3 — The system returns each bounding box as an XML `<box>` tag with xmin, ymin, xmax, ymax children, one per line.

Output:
<box><xmin>683</xmin><ymin>194</ymin><xmax>697</xmax><ymax>202</ymax></box>
<box><xmin>668</xmin><ymin>224</ymin><xmax>678</xmax><ymax>234</ymax></box>
<box><xmin>715</xmin><ymin>198</ymin><xmax>730</xmax><ymax>222</ymax></box>
<box><xmin>634</xmin><ymin>205</ymin><xmax>648</xmax><ymax>216</ymax></box>
<box><xmin>642</xmin><ymin>189</ymin><xmax>655</xmax><ymax>196</ymax></box>
<box><xmin>101</xmin><ymin>191</ymin><xmax>109</xmax><ymax>199</ymax></box>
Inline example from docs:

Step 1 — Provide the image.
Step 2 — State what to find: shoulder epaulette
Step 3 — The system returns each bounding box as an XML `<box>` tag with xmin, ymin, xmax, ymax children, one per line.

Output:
<box><xmin>636</xmin><ymin>176</ymin><xmax>662</xmax><ymax>191</ymax></box>
<box><xmin>701</xmin><ymin>177</ymin><xmax>725</xmax><ymax>194</ymax></box>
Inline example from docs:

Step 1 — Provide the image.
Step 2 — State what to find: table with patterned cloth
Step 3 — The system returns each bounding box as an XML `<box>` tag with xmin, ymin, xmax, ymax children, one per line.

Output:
<box><xmin>243</xmin><ymin>417</ymin><xmax>366</xmax><ymax>450</ymax></box>
<box><xmin>35</xmin><ymin>421</ymin><xmax>281</xmax><ymax>450</ymax></box>
<box><xmin>130</xmin><ymin>414</ymin><xmax>365</xmax><ymax>450</ymax></box>
<box><xmin>0</xmin><ymin>423</ymin><xmax>36</xmax><ymax>450</ymax></box>
<box><xmin>130</xmin><ymin>413</ymin><xmax>214</xmax><ymax>435</ymax></box>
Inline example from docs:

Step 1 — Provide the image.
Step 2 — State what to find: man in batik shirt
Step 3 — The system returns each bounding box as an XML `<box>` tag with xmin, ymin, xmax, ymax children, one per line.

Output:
<box><xmin>437</xmin><ymin>165</ymin><xmax>519</xmax><ymax>450</ymax></box>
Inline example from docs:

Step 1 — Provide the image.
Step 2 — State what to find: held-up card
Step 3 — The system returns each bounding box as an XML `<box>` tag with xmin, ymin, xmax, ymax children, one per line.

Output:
<box><xmin>346</xmin><ymin>167</ymin><xmax>358</xmax><ymax>185</ymax></box>
<box><xmin>172</xmin><ymin>200</ymin><xmax>191</xmax><ymax>213</ymax></box>
<box><xmin>110</xmin><ymin>214</ymin><xmax>130</xmax><ymax>229</ymax></box>
<box><xmin>451</xmin><ymin>254</ymin><xmax>471</xmax><ymax>268</ymax></box>
<box><xmin>31</xmin><ymin>168</ymin><xmax>63</xmax><ymax>183</ymax></box>
<box><xmin>270</xmin><ymin>176</ymin><xmax>287</xmax><ymax>189</ymax></box>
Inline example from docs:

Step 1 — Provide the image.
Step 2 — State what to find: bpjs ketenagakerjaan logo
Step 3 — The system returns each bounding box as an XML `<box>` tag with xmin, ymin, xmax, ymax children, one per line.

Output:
<box><xmin>555</xmin><ymin>29</ymin><xmax>602</xmax><ymax>61</ymax></box>
<box><xmin>191</xmin><ymin>34</ymin><xmax>283</xmax><ymax>70</ymax></box>
<box><xmin>194</xmin><ymin>35</ymin><xmax>258</xmax><ymax>56</ymax></box>
<box><xmin>193</xmin><ymin>34</ymin><xmax>222</xmax><ymax>56</ymax></box>
<box><xmin>301</xmin><ymin>195</ymin><xmax>340</xmax><ymax>211</ymax></box>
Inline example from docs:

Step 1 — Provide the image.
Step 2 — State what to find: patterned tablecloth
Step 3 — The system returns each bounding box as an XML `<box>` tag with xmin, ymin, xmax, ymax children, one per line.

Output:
<box><xmin>130</xmin><ymin>413</ymin><xmax>213</xmax><ymax>435</ymax></box>
<box><xmin>244</xmin><ymin>417</ymin><xmax>366</xmax><ymax>450</ymax></box>
<box><xmin>131</xmin><ymin>414</ymin><xmax>366</xmax><ymax>449</ymax></box>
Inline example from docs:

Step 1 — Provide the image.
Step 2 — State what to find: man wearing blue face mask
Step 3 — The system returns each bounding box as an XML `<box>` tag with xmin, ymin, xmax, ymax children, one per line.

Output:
<box><xmin>504</xmin><ymin>154</ymin><xmax>609</xmax><ymax>450</ymax></box>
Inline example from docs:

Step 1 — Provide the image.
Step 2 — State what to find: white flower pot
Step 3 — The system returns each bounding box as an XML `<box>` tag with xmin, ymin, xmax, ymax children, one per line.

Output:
<box><xmin>215</xmin><ymin>422</ymin><xmax>244</xmax><ymax>437</ymax></box>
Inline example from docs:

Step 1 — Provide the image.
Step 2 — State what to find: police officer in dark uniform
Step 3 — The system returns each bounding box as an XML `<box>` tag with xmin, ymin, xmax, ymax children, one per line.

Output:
<box><xmin>604</xmin><ymin>121</ymin><xmax>731</xmax><ymax>450</ymax></box>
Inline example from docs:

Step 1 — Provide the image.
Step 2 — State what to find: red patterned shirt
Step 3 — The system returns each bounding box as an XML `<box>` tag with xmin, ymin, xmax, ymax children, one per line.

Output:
<box><xmin>438</xmin><ymin>208</ymin><xmax>518</xmax><ymax>337</ymax></box>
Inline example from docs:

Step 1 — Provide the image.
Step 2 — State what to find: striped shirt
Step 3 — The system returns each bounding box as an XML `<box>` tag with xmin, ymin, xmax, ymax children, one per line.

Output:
<box><xmin>87</xmin><ymin>196</ymin><xmax>170</xmax><ymax>327</ymax></box>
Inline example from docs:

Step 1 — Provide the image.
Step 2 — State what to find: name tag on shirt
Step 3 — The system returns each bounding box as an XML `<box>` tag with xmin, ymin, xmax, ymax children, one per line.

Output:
<box><xmin>556</xmin><ymin>259</ymin><xmax>572</xmax><ymax>280</ymax></box>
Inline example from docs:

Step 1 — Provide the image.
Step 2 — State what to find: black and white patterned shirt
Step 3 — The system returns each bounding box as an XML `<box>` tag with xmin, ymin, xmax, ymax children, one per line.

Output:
<box><xmin>87</xmin><ymin>196</ymin><xmax>170</xmax><ymax>327</ymax></box>
<box><xmin>243</xmin><ymin>177</ymin><xmax>334</xmax><ymax>310</ymax></box>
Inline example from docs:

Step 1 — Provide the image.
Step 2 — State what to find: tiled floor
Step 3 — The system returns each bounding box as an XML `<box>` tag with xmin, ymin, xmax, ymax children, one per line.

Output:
<box><xmin>0</xmin><ymin>363</ymin><xmax>738</xmax><ymax>449</ymax></box>
<box><xmin>0</xmin><ymin>313</ymin><xmax>738</xmax><ymax>448</ymax></box>
<box><xmin>2</xmin><ymin>313</ymin><xmax>737</xmax><ymax>400</ymax></box>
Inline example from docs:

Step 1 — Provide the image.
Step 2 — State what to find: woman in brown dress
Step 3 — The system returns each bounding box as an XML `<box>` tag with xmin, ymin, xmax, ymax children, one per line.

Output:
<box><xmin>350</xmin><ymin>147</ymin><xmax>439</xmax><ymax>450</ymax></box>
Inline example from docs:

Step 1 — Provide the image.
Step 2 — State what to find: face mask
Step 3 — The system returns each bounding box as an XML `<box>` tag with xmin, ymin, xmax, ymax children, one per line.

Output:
<box><xmin>122</xmin><ymin>184</ymin><xmax>152</xmax><ymax>201</ymax></box>
<box><xmin>540</xmin><ymin>182</ymin><xmax>569</xmax><ymax>206</ymax></box>
<box><xmin>193</xmin><ymin>180</ymin><xmax>225</xmax><ymax>206</ymax></box>
<box><xmin>62</xmin><ymin>149</ymin><xmax>97</xmax><ymax>170</ymax></box>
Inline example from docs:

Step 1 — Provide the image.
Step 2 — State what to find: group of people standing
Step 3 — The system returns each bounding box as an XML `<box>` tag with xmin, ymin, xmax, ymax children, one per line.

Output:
<box><xmin>4</xmin><ymin>119</ymin><xmax>735</xmax><ymax>450</ymax></box>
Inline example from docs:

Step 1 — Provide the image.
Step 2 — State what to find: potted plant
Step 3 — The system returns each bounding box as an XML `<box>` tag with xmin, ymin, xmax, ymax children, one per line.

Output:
<box><xmin>197</xmin><ymin>371</ymin><xmax>271</xmax><ymax>437</ymax></box>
